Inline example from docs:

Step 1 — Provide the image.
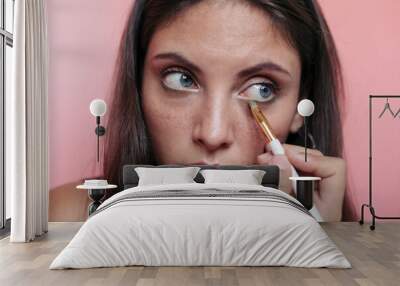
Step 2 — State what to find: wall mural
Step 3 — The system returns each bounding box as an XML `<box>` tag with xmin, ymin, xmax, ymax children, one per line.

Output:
<box><xmin>47</xmin><ymin>0</ymin><xmax>400</xmax><ymax>223</ymax></box>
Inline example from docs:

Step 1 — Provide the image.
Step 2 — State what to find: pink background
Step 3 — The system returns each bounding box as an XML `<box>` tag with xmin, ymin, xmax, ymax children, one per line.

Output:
<box><xmin>47</xmin><ymin>0</ymin><xmax>400</xmax><ymax>221</ymax></box>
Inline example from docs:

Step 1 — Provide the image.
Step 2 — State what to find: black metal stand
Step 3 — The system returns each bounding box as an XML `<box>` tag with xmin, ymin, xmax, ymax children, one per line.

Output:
<box><xmin>359</xmin><ymin>95</ymin><xmax>400</xmax><ymax>230</ymax></box>
<box><xmin>87</xmin><ymin>189</ymin><xmax>106</xmax><ymax>216</ymax></box>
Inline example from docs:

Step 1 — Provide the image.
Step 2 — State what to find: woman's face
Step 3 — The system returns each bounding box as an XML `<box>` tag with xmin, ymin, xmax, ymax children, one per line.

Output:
<box><xmin>142</xmin><ymin>0</ymin><xmax>302</xmax><ymax>165</ymax></box>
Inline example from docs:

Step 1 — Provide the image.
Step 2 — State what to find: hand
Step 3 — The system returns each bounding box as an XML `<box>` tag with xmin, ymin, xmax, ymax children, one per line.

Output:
<box><xmin>257</xmin><ymin>143</ymin><xmax>346</xmax><ymax>222</ymax></box>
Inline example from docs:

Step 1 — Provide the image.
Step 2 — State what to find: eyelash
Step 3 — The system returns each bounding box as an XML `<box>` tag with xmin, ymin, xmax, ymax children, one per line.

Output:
<box><xmin>160</xmin><ymin>66</ymin><xmax>281</xmax><ymax>98</ymax></box>
<box><xmin>247</xmin><ymin>81</ymin><xmax>280</xmax><ymax>94</ymax></box>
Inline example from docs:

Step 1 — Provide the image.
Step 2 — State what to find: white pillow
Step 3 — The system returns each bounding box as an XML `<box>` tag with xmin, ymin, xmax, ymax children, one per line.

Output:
<box><xmin>200</xmin><ymin>169</ymin><xmax>266</xmax><ymax>185</ymax></box>
<box><xmin>135</xmin><ymin>167</ymin><xmax>201</xmax><ymax>186</ymax></box>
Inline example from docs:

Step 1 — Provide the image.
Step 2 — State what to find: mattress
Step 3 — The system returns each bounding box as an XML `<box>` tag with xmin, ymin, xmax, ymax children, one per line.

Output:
<box><xmin>50</xmin><ymin>183</ymin><xmax>351</xmax><ymax>269</ymax></box>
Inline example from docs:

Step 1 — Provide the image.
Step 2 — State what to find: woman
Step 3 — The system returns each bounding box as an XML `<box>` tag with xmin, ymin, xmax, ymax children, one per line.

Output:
<box><xmin>104</xmin><ymin>0</ymin><xmax>353</xmax><ymax>221</ymax></box>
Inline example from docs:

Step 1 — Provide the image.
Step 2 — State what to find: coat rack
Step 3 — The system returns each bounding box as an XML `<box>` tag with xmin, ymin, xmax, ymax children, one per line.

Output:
<box><xmin>359</xmin><ymin>95</ymin><xmax>400</xmax><ymax>230</ymax></box>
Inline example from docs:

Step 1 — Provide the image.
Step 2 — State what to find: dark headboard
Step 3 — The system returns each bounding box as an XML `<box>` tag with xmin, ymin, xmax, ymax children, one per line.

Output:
<box><xmin>123</xmin><ymin>164</ymin><xmax>280</xmax><ymax>189</ymax></box>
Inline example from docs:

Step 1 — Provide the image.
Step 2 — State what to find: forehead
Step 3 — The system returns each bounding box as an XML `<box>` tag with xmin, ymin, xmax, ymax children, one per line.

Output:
<box><xmin>146</xmin><ymin>0</ymin><xmax>300</xmax><ymax>74</ymax></box>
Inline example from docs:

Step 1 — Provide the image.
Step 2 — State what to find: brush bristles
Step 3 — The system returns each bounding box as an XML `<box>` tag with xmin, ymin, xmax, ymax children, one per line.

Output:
<box><xmin>248</xmin><ymin>101</ymin><xmax>257</xmax><ymax>108</ymax></box>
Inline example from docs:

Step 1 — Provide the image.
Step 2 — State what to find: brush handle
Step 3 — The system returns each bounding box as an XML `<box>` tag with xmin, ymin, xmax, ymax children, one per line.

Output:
<box><xmin>267</xmin><ymin>139</ymin><xmax>299</xmax><ymax>184</ymax></box>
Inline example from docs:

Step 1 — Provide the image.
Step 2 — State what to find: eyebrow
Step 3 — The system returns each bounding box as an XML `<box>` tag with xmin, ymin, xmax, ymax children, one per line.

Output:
<box><xmin>153</xmin><ymin>52</ymin><xmax>292</xmax><ymax>79</ymax></box>
<box><xmin>153</xmin><ymin>52</ymin><xmax>202</xmax><ymax>75</ymax></box>
<box><xmin>238</xmin><ymin>62</ymin><xmax>292</xmax><ymax>79</ymax></box>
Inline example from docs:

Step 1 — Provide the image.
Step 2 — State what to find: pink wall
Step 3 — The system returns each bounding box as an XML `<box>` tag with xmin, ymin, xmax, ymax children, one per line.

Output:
<box><xmin>319</xmin><ymin>0</ymin><xmax>400</xmax><ymax>220</ymax></box>
<box><xmin>47</xmin><ymin>0</ymin><xmax>134</xmax><ymax>187</ymax></box>
<box><xmin>47</xmin><ymin>0</ymin><xmax>400</xmax><ymax>221</ymax></box>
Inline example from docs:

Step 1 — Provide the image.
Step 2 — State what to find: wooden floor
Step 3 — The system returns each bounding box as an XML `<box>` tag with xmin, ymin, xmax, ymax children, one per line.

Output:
<box><xmin>0</xmin><ymin>222</ymin><xmax>399</xmax><ymax>286</ymax></box>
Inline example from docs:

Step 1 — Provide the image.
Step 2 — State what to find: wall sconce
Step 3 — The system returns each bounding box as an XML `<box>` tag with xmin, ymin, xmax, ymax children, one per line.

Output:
<box><xmin>89</xmin><ymin>99</ymin><xmax>107</xmax><ymax>162</ymax></box>
<box><xmin>297</xmin><ymin>99</ymin><xmax>315</xmax><ymax>162</ymax></box>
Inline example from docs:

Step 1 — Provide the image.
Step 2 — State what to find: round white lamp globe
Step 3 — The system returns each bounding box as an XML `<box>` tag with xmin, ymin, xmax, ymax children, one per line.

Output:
<box><xmin>90</xmin><ymin>99</ymin><xmax>107</xmax><ymax>117</ymax></box>
<box><xmin>297</xmin><ymin>99</ymin><xmax>315</xmax><ymax>117</ymax></box>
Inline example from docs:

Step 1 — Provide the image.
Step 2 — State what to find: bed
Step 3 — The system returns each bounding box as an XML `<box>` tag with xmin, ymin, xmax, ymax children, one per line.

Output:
<box><xmin>49</xmin><ymin>164</ymin><xmax>350</xmax><ymax>269</ymax></box>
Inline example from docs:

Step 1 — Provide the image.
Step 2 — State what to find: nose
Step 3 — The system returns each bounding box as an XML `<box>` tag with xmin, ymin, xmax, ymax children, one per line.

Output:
<box><xmin>192</xmin><ymin>95</ymin><xmax>235</xmax><ymax>153</ymax></box>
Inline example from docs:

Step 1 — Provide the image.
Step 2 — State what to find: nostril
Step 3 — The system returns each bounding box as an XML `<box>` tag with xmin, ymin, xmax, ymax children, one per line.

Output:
<box><xmin>195</xmin><ymin>137</ymin><xmax>230</xmax><ymax>153</ymax></box>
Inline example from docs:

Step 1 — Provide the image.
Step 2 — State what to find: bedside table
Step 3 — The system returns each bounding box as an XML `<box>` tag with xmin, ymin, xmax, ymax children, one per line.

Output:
<box><xmin>76</xmin><ymin>184</ymin><xmax>117</xmax><ymax>215</ymax></box>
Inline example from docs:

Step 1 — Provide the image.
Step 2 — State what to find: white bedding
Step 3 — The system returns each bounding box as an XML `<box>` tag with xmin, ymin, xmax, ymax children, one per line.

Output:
<box><xmin>50</xmin><ymin>183</ymin><xmax>351</xmax><ymax>269</ymax></box>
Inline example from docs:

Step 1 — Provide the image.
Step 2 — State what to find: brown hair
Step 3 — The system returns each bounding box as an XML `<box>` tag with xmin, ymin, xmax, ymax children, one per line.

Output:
<box><xmin>104</xmin><ymin>0</ymin><xmax>354</xmax><ymax>220</ymax></box>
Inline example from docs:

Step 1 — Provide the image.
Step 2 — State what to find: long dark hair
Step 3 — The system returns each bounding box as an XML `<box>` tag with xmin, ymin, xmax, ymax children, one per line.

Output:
<box><xmin>104</xmin><ymin>0</ymin><xmax>351</xmax><ymax>218</ymax></box>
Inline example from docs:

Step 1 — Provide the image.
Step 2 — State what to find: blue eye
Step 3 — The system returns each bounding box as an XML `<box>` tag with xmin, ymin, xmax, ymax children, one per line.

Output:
<box><xmin>241</xmin><ymin>83</ymin><xmax>277</xmax><ymax>102</ymax></box>
<box><xmin>162</xmin><ymin>70</ymin><xmax>198</xmax><ymax>91</ymax></box>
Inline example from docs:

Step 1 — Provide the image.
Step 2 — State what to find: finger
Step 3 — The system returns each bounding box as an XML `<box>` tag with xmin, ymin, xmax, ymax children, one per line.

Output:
<box><xmin>285</xmin><ymin>149</ymin><xmax>344</xmax><ymax>179</ymax></box>
<box><xmin>257</xmin><ymin>152</ymin><xmax>273</xmax><ymax>165</ymax></box>
<box><xmin>282</xmin><ymin>143</ymin><xmax>324</xmax><ymax>157</ymax></box>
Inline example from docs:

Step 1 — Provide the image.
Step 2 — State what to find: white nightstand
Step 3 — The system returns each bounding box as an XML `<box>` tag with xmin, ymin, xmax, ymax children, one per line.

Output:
<box><xmin>76</xmin><ymin>184</ymin><xmax>117</xmax><ymax>215</ymax></box>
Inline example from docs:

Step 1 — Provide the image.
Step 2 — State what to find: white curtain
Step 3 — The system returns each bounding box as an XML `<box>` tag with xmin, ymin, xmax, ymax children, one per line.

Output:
<box><xmin>7</xmin><ymin>0</ymin><xmax>49</xmax><ymax>242</ymax></box>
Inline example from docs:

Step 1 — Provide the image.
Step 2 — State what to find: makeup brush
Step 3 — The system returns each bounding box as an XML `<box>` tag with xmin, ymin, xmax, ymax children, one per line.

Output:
<box><xmin>248</xmin><ymin>100</ymin><xmax>299</xmax><ymax>175</ymax></box>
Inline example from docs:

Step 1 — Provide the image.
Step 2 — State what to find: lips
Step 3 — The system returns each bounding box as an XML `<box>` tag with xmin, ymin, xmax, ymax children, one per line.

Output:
<box><xmin>191</xmin><ymin>161</ymin><xmax>207</xmax><ymax>165</ymax></box>
<box><xmin>190</xmin><ymin>161</ymin><xmax>220</xmax><ymax>166</ymax></box>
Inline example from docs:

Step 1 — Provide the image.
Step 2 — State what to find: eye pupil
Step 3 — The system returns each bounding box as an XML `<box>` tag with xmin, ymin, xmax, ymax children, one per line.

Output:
<box><xmin>180</xmin><ymin>74</ymin><xmax>193</xmax><ymax>88</ymax></box>
<box><xmin>260</xmin><ymin>85</ymin><xmax>272</xmax><ymax>98</ymax></box>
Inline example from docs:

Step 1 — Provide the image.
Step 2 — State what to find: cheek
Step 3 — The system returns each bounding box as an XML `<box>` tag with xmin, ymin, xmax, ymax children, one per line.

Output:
<box><xmin>228</xmin><ymin>104</ymin><xmax>269</xmax><ymax>159</ymax></box>
<box><xmin>142</xmin><ymin>93</ymin><xmax>193</xmax><ymax>141</ymax></box>
<box><xmin>242</xmin><ymin>114</ymin><xmax>268</xmax><ymax>151</ymax></box>
<box><xmin>146</xmin><ymin>105</ymin><xmax>192</xmax><ymax>135</ymax></box>
<box><xmin>142</xmin><ymin>97</ymin><xmax>195</xmax><ymax>163</ymax></box>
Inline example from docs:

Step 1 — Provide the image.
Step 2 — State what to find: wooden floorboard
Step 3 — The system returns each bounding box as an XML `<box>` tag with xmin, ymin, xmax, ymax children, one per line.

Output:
<box><xmin>0</xmin><ymin>222</ymin><xmax>399</xmax><ymax>286</ymax></box>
